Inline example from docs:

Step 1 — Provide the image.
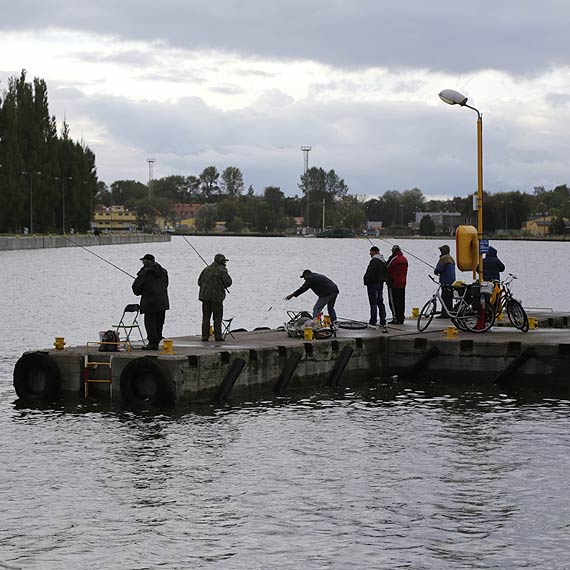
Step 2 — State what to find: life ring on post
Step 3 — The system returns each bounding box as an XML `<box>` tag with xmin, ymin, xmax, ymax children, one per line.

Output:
<box><xmin>120</xmin><ymin>357</ymin><xmax>174</xmax><ymax>406</ymax></box>
<box><xmin>13</xmin><ymin>352</ymin><xmax>61</xmax><ymax>400</ymax></box>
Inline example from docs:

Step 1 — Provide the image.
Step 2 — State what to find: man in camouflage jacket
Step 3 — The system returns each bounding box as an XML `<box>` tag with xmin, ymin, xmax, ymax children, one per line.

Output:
<box><xmin>198</xmin><ymin>253</ymin><xmax>232</xmax><ymax>341</ymax></box>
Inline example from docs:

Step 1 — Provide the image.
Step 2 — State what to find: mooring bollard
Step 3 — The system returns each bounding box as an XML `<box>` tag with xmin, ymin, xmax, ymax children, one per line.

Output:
<box><xmin>161</xmin><ymin>339</ymin><xmax>175</xmax><ymax>354</ymax></box>
<box><xmin>444</xmin><ymin>326</ymin><xmax>458</xmax><ymax>338</ymax></box>
<box><xmin>303</xmin><ymin>327</ymin><xmax>314</xmax><ymax>341</ymax></box>
<box><xmin>53</xmin><ymin>337</ymin><xmax>66</xmax><ymax>350</ymax></box>
<box><xmin>411</xmin><ymin>307</ymin><xmax>419</xmax><ymax>319</ymax></box>
<box><xmin>528</xmin><ymin>317</ymin><xmax>538</xmax><ymax>330</ymax></box>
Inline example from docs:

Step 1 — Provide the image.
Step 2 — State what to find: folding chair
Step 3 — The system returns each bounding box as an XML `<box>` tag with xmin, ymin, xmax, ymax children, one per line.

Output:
<box><xmin>222</xmin><ymin>317</ymin><xmax>235</xmax><ymax>339</ymax></box>
<box><xmin>114</xmin><ymin>304</ymin><xmax>145</xmax><ymax>345</ymax></box>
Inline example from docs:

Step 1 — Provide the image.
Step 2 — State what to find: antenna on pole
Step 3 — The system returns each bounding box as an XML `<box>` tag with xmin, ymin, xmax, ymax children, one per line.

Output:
<box><xmin>146</xmin><ymin>158</ymin><xmax>156</xmax><ymax>200</ymax></box>
<box><xmin>300</xmin><ymin>146</ymin><xmax>311</xmax><ymax>228</ymax></box>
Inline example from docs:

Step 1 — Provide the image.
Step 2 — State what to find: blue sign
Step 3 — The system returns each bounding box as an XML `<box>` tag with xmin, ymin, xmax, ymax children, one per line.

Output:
<box><xmin>479</xmin><ymin>239</ymin><xmax>490</xmax><ymax>253</ymax></box>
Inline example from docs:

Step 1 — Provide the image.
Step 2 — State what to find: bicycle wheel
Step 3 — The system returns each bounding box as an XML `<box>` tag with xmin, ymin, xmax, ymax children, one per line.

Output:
<box><xmin>461</xmin><ymin>303</ymin><xmax>495</xmax><ymax>333</ymax></box>
<box><xmin>506</xmin><ymin>299</ymin><xmax>529</xmax><ymax>332</ymax></box>
<box><xmin>417</xmin><ymin>298</ymin><xmax>437</xmax><ymax>332</ymax></box>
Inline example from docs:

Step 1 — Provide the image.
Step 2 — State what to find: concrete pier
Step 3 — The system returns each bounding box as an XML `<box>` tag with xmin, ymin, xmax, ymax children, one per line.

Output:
<box><xmin>0</xmin><ymin>233</ymin><xmax>170</xmax><ymax>251</ymax></box>
<box><xmin>12</xmin><ymin>312</ymin><xmax>570</xmax><ymax>405</ymax></box>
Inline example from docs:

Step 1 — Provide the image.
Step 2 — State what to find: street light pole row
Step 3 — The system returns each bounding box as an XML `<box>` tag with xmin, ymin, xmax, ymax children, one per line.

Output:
<box><xmin>55</xmin><ymin>176</ymin><xmax>73</xmax><ymax>233</ymax></box>
<box><xmin>21</xmin><ymin>170</ymin><xmax>42</xmax><ymax>234</ymax></box>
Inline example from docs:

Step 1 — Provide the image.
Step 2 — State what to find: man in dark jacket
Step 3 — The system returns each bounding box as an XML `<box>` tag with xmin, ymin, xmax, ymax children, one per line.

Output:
<box><xmin>482</xmin><ymin>246</ymin><xmax>505</xmax><ymax>281</ymax></box>
<box><xmin>364</xmin><ymin>246</ymin><xmax>388</xmax><ymax>326</ymax></box>
<box><xmin>132</xmin><ymin>253</ymin><xmax>169</xmax><ymax>350</ymax></box>
<box><xmin>198</xmin><ymin>253</ymin><xmax>232</xmax><ymax>342</ymax></box>
<box><xmin>387</xmin><ymin>245</ymin><xmax>409</xmax><ymax>325</ymax></box>
<box><xmin>285</xmin><ymin>270</ymin><xmax>339</xmax><ymax>323</ymax></box>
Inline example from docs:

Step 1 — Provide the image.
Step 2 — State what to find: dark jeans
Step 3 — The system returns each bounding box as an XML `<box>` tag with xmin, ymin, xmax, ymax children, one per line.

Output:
<box><xmin>441</xmin><ymin>286</ymin><xmax>454</xmax><ymax>314</ymax></box>
<box><xmin>388</xmin><ymin>287</ymin><xmax>406</xmax><ymax>323</ymax></box>
<box><xmin>367</xmin><ymin>283</ymin><xmax>386</xmax><ymax>325</ymax></box>
<box><xmin>144</xmin><ymin>311</ymin><xmax>165</xmax><ymax>346</ymax></box>
<box><xmin>202</xmin><ymin>300</ymin><xmax>224</xmax><ymax>340</ymax></box>
<box><xmin>313</xmin><ymin>293</ymin><xmax>338</xmax><ymax>322</ymax></box>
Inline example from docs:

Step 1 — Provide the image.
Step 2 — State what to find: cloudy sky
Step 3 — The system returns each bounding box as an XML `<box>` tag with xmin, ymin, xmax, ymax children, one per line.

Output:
<box><xmin>1</xmin><ymin>0</ymin><xmax>569</xmax><ymax>199</ymax></box>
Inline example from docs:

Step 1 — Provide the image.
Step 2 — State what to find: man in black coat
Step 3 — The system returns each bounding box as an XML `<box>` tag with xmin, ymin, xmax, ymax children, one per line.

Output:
<box><xmin>285</xmin><ymin>269</ymin><xmax>339</xmax><ymax>323</ymax></box>
<box><xmin>363</xmin><ymin>246</ymin><xmax>388</xmax><ymax>326</ymax></box>
<box><xmin>132</xmin><ymin>253</ymin><xmax>170</xmax><ymax>350</ymax></box>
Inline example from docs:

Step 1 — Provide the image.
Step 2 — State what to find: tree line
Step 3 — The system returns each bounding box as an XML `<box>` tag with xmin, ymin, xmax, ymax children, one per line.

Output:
<box><xmin>2</xmin><ymin>72</ymin><xmax>570</xmax><ymax>235</ymax></box>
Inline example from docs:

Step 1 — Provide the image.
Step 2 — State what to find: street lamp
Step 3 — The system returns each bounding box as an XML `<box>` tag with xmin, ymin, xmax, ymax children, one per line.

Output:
<box><xmin>21</xmin><ymin>170</ymin><xmax>42</xmax><ymax>234</ymax></box>
<box><xmin>55</xmin><ymin>176</ymin><xmax>73</xmax><ymax>234</ymax></box>
<box><xmin>439</xmin><ymin>89</ymin><xmax>484</xmax><ymax>282</ymax></box>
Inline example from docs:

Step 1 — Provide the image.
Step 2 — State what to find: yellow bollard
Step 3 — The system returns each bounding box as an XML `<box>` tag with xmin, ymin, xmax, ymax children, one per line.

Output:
<box><xmin>411</xmin><ymin>307</ymin><xmax>419</xmax><ymax>319</ymax></box>
<box><xmin>528</xmin><ymin>317</ymin><xmax>538</xmax><ymax>330</ymax></box>
<box><xmin>53</xmin><ymin>336</ymin><xmax>66</xmax><ymax>350</ymax></box>
<box><xmin>323</xmin><ymin>315</ymin><xmax>331</xmax><ymax>327</ymax></box>
<box><xmin>497</xmin><ymin>312</ymin><xmax>504</xmax><ymax>322</ymax></box>
<box><xmin>209</xmin><ymin>326</ymin><xmax>214</xmax><ymax>338</ymax></box>
<box><xmin>303</xmin><ymin>327</ymin><xmax>314</xmax><ymax>341</ymax></box>
<box><xmin>161</xmin><ymin>339</ymin><xmax>176</xmax><ymax>354</ymax></box>
<box><xmin>444</xmin><ymin>326</ymin><xmax>458</xmax><ymax>338</ymax></box>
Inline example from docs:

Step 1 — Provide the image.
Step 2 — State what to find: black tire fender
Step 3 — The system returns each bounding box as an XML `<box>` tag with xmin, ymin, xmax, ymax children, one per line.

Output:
<box><xmin>13</xmin><ymin>352</ymin><xmax>61</xmax><ymax>400</ymax></box>
<box><xmin>119</xmin><ymin>357</ymin><xmax>174</xmax><ymax>406</ymax></box>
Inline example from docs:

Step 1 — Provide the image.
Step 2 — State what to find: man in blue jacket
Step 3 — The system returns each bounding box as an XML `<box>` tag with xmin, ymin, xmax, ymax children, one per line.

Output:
<box><xmin>482</xmin><ymin>246</ymin><xmax>505</xmax><ymax>281</ymax></box>
<box><xmin>285</xmin><ymin>270</ymin><xmax>339</xmax><ymax>324</ymax></box>
<box><xmin>434</xmin><ymin>244</ymin><xmax>456</xmax><ymax>317</ymax></box>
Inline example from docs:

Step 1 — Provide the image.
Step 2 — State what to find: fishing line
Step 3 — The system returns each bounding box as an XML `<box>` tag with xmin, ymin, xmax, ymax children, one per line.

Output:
<box><xmin>63</xmin><ymin>235</ymin><xmax>135</xmax><ymax>279</ymax></box>
<box><xmin>365</xmin><ymin>235</ymin><xmax>435</xmax><ymax>269</ymax></box>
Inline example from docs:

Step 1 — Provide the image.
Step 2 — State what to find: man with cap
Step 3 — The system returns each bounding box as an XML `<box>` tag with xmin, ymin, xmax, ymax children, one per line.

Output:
<box><xmin>434</xmin><ymin>244</ymin><xmax>456</xmax><ymax>316</ymax></box>
<box><xmin>387</xmin><ymin>245</ymin><xmax>409</xmax><ymax>324</ymax></box>
<box><xmin>363</xmin><ymin>246</ymin><xmax>389</xmax><ymax>326</ymax></box>
<box><xmin>285</xmin><ymin>270</ymin><xmax>339</xmax><ymax>324</ymax></box>
<box><xmin>198</xmin><ymin>253</ymin><xmax>232</xmax><ymax>342</ymax></box>
<box><xmin>132</xmin><ymin>254</ymin><xmax>170</xmax><ymax>350</ymax></box>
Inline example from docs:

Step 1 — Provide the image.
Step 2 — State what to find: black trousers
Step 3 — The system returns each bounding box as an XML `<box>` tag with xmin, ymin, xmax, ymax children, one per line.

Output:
<box><xmin>441</xmin><ymin>287</ymin><xmax>454</xmax><ymax>315</ymax></box>
<box><xmin>144</xmin><ymin>311</ymin><xmax>165</xmax><ymax>346</ymax></box>
<box><xmin>388</xmin><ymin>287</ymin><xmax>406</xmax><ymax>323</ymax></box>
<box><xmin>202</xmin><ymin>300</ymin><xmax>224</xmax><ymax>340</ymax></box>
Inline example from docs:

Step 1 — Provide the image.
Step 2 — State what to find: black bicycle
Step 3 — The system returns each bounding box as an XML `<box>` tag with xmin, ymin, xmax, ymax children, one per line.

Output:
<box><xmin>492</xmin><ymin>274</ymin><xmax>529</xmax><ymax>333</ymax></box>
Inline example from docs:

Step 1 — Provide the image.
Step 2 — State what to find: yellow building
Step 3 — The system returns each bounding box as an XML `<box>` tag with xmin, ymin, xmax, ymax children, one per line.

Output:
<box><xmin>525</xmin><ymin>215</ymin><xmax>554</xmax><ymax>236</ymax></box>
<box><xmin>93</xmin><ymin>206</ymin><xmax>137</xmax><ymax>232</ymax></box>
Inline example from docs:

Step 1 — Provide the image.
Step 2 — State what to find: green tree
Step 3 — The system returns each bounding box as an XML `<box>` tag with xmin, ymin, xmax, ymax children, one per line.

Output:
<box><xmin>419</xmin><ymin>214</ymin><xmax>435</xmax><ymax>236</ymax></box>
<box><xmin>199</xmin><ymin>166</ymin><xmax>220</xmax><ymax>198</ymax></box>
<box><xmin>220</xmin><ymin>166</ymin><xmax>244</xmax><ymax>195</ymax></box>
<box><xmin>194</xmin><ymin>203</ymin><xmax>218</xmax><ymax>232</ymax></box>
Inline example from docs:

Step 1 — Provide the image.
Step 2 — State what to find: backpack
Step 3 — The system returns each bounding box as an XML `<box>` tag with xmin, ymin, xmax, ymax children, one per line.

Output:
<box><xmin>99</xmin><ymin>329</ymin><xmax>120</xmax><ymax>352</ymax></box>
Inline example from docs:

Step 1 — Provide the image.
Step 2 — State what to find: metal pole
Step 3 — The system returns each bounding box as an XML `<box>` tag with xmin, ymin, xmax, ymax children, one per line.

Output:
<box><xmin>475</xmin><ymin>112</ymin><xmax>483</xmax><ymax>283</ymax></box>
<box><xmin>301</xmin><ymin>146</ymin><xmax>311</xmax><ymax>229</ymax></box>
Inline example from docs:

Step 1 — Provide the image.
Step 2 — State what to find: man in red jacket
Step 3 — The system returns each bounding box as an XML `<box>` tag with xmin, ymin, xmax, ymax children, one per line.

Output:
<box><xmin>387</xmin><ymin>245</ymin><xmax>409</xmax><ymax>325</ymax></box>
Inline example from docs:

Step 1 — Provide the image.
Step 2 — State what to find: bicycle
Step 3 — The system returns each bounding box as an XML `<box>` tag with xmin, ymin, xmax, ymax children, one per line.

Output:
<box><xmin>492</xmin><ymin>274</ymin><xmax>529</xmax><ymax>333</ymax></box>
<box><xmin>417</xmin><ymin>275</ymin><xmax>495</xmax><ymax>333</ymax></box>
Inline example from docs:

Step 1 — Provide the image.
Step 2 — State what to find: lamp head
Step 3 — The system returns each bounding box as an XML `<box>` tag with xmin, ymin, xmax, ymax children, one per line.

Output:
<box><xmin>439</xmin><ymin>89</ymin><xmax>468</xmax><ymax>106</ymax></box>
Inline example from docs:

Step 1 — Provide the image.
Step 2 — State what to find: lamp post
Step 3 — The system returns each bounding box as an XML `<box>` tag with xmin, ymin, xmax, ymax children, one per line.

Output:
<box><xmin>439</xmin><ymin>89</ymin><xmax>484</xmax><ymax>282</ymax></box>
<box><xmin>55</xmin><ymin>176</ymin><xmax>73</xmax><ymax>233</ymax></box>
<box><xmin>21</xmin><ymin>170</ymin><xmax>42</xmax><ymax>234</ymax></box>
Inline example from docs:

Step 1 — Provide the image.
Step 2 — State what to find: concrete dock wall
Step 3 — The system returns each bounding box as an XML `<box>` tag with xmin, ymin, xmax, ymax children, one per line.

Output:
<box><xmin>0</xmin><ymin>233</ymin><xmax>171</xmax><ymax>251</ymax></box>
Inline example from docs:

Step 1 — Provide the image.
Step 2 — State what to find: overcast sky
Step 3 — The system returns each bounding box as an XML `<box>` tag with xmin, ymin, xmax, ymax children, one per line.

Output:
<box><xmin>1</xmin><ymin>0</ymin><xmax>570</xmax><ymax>199</ymax></box>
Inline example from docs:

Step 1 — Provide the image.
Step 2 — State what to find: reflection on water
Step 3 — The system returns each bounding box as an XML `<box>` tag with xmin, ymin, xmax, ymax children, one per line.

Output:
<box><xmin>2</xmin><ymin>238</ymin><xmax>570</xmax><ymax>568</ymax></box>
<box><xmin>2</xmin><ymin>381</ymin><xmax>570</xmax><ymax>569</ymax></box>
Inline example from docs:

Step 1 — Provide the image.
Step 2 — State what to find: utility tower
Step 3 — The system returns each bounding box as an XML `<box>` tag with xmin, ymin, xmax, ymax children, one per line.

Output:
<box><xmin>300</xmin><ymin>146</ymin><xmax>312</xmax><ymax>228</ymax></box>
<box><xmin>147</xmin><ymin>158</ymin><xmax>156</xmax><ymax>200</ymax></box>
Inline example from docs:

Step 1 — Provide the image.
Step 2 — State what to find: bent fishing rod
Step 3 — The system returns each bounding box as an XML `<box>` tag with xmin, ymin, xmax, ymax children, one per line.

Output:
<box><xmin>365</xmin><ymin>235</ymin><xmax>434</xmax><ymax>269</ymax></box>
<box><xmin>64</xmin><ymin>235</ymin><xmax>135</xmax><ymax>278</ymax></box>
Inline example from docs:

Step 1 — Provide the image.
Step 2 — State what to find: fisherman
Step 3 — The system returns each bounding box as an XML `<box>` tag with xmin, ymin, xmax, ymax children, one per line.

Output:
<box><xmin>481</xmin><ymin>245</ymin><xmax>506</xmax><ymax>281</ymax></box>
<box><xmin>285</xmin><ymin>270</ymin><xmax>339</xmax><ymax>325</ymax></box>
<box><xmin>363</xmin><ymin>246</ymin><xmax>388</xmax><ymax>327</ymax></box>
<box><xmin>198</xmin><ymin>253</ymin><xmax>232</xmax><ymax>342</ymax></box>
<box><xmin>132</xmin><ymin>253</ymin><xmax>170</xmax><ymax>350</ymax></box>
<box><xmin>434</xmin><ymin>244</ymin><xmax>456</xmax><ymax>316</ymax></box>
<box><xmin>387</xmin><ymin>244</ymin><xmax>409</xmax><ymax>324</ymax></box>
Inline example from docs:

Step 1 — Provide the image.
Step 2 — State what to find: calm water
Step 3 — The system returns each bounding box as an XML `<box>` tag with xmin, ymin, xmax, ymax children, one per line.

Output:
<box><xmin>1</xmin><ymin>237</ymin><xmax>570</xmax><ymax>569</ymax></box>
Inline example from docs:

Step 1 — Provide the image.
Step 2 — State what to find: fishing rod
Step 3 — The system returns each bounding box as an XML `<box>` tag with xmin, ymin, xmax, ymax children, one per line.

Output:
<box><xmin>64</xmin><ymin>235</ymin><xmax>135</xmax><ymax>279</ymax></box>
<box><xmin>365</xmin><ymin>235</ymin><xmax>435</xmax><ymax>269</ymax></box>
<box><xmin>182</xmin><ymin>235</ymin><xmax>208</xmax><ymax>266</ymax></box>
<box><xmin>182</xmin><ymin>235</ymin><xmax>231</xmax><ymax>294</ymax></box>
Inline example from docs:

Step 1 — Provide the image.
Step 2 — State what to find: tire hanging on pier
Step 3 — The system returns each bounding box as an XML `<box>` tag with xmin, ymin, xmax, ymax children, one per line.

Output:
<box><xmin>120</xmin><ymin>357</ymin><xmax>174</xmax><ymax>406</ymax></box>
<box><xmin>13</xmin><ymin>352</ymin><xmax>61</xmax><ymax>400</ymax></box>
